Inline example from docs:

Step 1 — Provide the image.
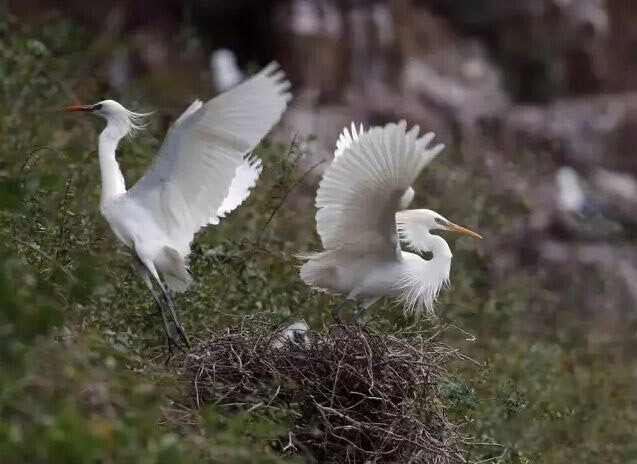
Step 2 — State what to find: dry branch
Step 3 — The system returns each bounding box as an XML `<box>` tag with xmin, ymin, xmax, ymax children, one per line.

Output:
<box><xmin>183</xmin><ymin>318</ymin><xmax>467</xmax><ymax>463</ymax></box>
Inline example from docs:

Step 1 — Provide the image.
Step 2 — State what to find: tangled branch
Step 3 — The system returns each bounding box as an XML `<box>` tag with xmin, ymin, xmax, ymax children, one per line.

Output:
<box><xmin>183</xmin><ymin>319</ymin><xmax>468</xmax><ymax>463</ymax></box>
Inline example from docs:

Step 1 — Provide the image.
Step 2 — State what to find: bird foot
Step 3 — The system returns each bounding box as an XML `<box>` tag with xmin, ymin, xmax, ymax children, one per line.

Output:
<box><xmin>330</xmin><ymin>300</ymin><xmax>350</xmax><ymax>325</ymax></box>
<box><xmin>331</xmin><ymin>307</ymin><xmax>344</xmax><ymax>325</ymax></box>
<box><xmin>175</xmin><ymin>324</ymin><xmax>190</xmax><ymax>348</ymax></box>
<box><xmin>166</xmin><ymin>321</ymin><xmax>190</xmax><ymax>351</ymax></box>
<box><xmin>353</xmin><ymin>305</ymin><xmax>370</xmax><ymax>326</ymax></box>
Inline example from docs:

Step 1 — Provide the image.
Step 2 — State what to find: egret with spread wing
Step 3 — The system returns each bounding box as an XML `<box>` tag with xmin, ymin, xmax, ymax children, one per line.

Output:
<box><xmin>300</xmin><ymin>121</ymin><xmax>482</xmax><ymax>322</ymax></box>
<box><xmin>63</xmin><ymin>63</ymin><xmax>291</xmax><ymax>351</ymax></box>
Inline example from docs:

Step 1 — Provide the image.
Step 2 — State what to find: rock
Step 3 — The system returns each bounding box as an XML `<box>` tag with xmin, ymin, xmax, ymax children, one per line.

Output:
<box><xmin>422</xmin><ymin>0</ymin><xmax>610</xmax><ymax>100</ymax></box>
<box><xmin>500</xmin><ymin>94</ymin><xmax>637</xmax><ymax>172</ymax></box>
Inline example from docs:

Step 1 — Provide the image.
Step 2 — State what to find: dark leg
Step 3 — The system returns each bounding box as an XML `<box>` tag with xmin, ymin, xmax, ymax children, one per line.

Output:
<box><xmin>133</xmin><ymin>256</ymin><xmax>182</xmax><ymax>353</ymax></box>
<box><xmin>146</xmin><ymin>285</ymin><xmax>170</xmax><ymax>343</ymax></box>
<box><xmin>157</xmin><ymin>282</ymin><xmax>190</xmax><ymax>347</ymax></box>
<box><xmin>330</xmin><ymin>300</ymin><xmax>349</xmax><ymax>324</ymax></box>
<box><xmin>354</xmin><ymin>297</ymin><xmax>380</xmax><ymax>324</ymax></box>
<box><xmin>150</xmin><ymin>286</ymin><xmax>180</xmax><ymax>354</ymax></box>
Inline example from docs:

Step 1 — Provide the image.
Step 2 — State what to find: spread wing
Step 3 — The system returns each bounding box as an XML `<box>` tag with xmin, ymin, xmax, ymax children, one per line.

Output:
<box><xmin>334</xmin><ymin>122</ymin><xmax>418</xmax><ymax>209</ymax></box>
<box><xmin>334</xmin><ymin>122</ymin><xmax>364</xmax><ymax>159</ymax></box>
<box><xmin>315</xmin><ymin>121</ymin><xmax>443</xmax><ymax>260</ymax></box>
<box><xmin>127</xmin><ymin>62</ymin><xmax>291</xmax><ymax>256</ymax></box>
<box><xmin>214</xmin><ymin>154</ymin><xmax>262</xmax><ymax>222</ymax></box>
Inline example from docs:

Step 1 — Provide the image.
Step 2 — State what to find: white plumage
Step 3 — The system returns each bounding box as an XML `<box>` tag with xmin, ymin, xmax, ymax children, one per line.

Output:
<box><xmin>128</xmin><ymin>63</ymin><xmax>291</xmax><ymax>264</ymax></box>
<box><xmin>210</xmin><ymin>49</ymin><xmax>244</xmax><ymax>92</ymax></box>
<box><xmin>334</xmin><ymin>122</ymin><xmax>364</xmax><ymax>159</ymax></box>
<box><xmin>270</xmin><ymin>320</ymin><xmax>310</xmax><ymax>350</ymax></box>
<box><xmin>300</xmin><ymin>121</ymin><xmax>482</xmax><ymax>319</ymax></box>
<box><xmin>215</xmin><ymin>154</ymin><xmax>263</xmax><ymax>221</ymax></box>
<box><xmin>64</xmin><ymin>62</ymin><xmax>291</xmax><ymax>350</ymax></box>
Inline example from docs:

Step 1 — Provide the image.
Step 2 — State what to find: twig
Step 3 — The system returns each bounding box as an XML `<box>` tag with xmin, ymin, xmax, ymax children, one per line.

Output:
<box><xmin>182</xmin><ymin>319</ymin><xmax>470</xmax><ymax>463</ymax></box>
<box><xmin>257</xmin><ymin>134</ymin><xmax>323</xmax><ymax>244</ymax></box>
<box><xmin>257</xmin><ymin>159</ymin><xmax>323</xmax><ymax>243</ymax></box>
<box><xmin>12</xmin><ymin>236</ymin><xmax>77</xmax><ymax>282</ymax></box>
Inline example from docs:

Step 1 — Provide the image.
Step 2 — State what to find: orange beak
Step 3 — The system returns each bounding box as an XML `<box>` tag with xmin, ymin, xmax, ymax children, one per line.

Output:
<box><xmin>446</xmin><ymin>222</ymin><xmax>483</xmax><ymax>240</ymax></box>
<box><xmin>62</xmin><ymin>104</ymin><xmax>96</xmax><ymax>112</ymax></box>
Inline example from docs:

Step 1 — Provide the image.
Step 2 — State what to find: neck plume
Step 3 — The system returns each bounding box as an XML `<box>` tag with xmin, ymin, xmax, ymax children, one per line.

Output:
<box><xmin>396</xmin><ymin>236</ymin><xmax>452</xmax><ymax>318</ymax></box>
<box><xmin>395</xmin><ymin>210</ymin><xmax>453</xmax><ymax>317</ymax></box>
<box><xmin>98</xmin><ymin>124</ymin><xmax>127</xmax><ymax>208</ymax></box>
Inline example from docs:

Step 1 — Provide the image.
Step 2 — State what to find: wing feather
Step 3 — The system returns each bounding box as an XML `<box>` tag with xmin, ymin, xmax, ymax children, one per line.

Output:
<box><xmin>174</xmin><ymin>99</ymin><xmax>203</xmax><ymax>126</ymax></box>
<box><xmin>215</xmin><ymin>154</ymin><xmax>263</xmax><ymax>221</ymax></box>
<box><xmin>334</xmin><ymin>122</ymin><xmax>364</xmax><ymax>158</ymax></box>
<box><xmin>127</xmin><ymin>63</ymin><xmax>291</xmax><ymax>256</ymax></box>
<box><xmin>315</xmin><ymin>121</ymin><xmax>444</xmax><ymax>260</ymax></box>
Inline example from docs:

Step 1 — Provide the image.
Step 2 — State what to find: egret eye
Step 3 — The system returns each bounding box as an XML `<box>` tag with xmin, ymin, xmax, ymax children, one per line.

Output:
<box><xmin>94</xmin><ymin>103</ymin><xmax>103</xmax><ymax>110</ymax></box>
<box><xmin>434</xmin><ymin>217</ymin><xmax>446</xmax><ymax>225</ymax></box>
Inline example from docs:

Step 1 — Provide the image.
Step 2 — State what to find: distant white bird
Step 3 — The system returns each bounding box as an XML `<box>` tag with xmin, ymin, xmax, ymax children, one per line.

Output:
<box><xmin>210</xmin><ymin>49</ymin><xmax>244</xmax><ymax>92</ymax></box>
<box><xmin>300</xmin><ymin>121</ymin><xmax>482</xmax><ymax>321</ymax></box>
<box><xmin>556</xmin><ymin>166</ymin><xmax>586</xmax><ymax>213</ymax></box>
<box><xmin>63</xmin><ymin>63</ymin><xmax>291</xmax><ymax>351</ymax></box>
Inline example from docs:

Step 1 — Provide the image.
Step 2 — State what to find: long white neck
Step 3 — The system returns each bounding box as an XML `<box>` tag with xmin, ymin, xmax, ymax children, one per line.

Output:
<box><xmin>424</xmin><ymin>233</ymin><xmax>453</xmax><ymax>276</ymax></box>
<box><xmin>411</xmin><ymin>232</ymin><xmax>452</xmax><ymax>291</ymax></box>
<box><xmin>98</xmin><ymin>122</ymin><xmax>128</xmax><ymax>209</ymax></box>
<box><xmin>398</xmin><ymin>233</ymin><xmax>452</xmax><ymax>318</ymax></box>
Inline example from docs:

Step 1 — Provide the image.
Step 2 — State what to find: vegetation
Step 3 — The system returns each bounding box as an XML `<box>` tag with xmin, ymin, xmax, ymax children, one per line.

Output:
<box><xmin>1</xmin><ymin>9</ymin><xmax>636</xmax><ymax>463</ymax></box>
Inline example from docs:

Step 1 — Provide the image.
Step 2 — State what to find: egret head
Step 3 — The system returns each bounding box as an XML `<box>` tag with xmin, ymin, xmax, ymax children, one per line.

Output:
<box><xmin>396</xmin><ymin>209</ymin><xmax>482</xmax><ymax>253</ymax></box>
<box><xmin>419</xmin><ymin>209</ymin><xmax>483</xmax><ymax>239</ymax></box>
<box><xmin>63</xmin><ymin>100</ymin><xmax>149</xmax><ymax>136</ymax></box>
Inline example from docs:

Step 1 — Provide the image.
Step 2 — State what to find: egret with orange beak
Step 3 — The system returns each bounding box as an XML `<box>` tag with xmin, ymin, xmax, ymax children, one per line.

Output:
<box><xmin>299</xmin><ymin>121</ymin><xmax>483</xmax><ymax>322</ymax></box>
<box><xmin>63</xmin><ymin>63</ymin><xmax>291</xmax><ymax>352</ymax></box>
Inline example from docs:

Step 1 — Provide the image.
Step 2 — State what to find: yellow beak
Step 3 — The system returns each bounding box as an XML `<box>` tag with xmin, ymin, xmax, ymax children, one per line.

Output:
<box><xmin>446</xmin><ymin>222</ymin><xmax>483</xmax><ymax>240</ymax></box>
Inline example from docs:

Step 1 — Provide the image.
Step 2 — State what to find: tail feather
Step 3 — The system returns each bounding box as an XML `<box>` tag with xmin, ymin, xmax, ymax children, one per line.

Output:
<box><xmin>165</xmin><ymin>274</ymin><xmax>192</xmax><ymax>293</ymax></box>
<box><xmin>162</xmin><ymin>246</ymin><xmax>193</xmax><ymax>293</ymax></box>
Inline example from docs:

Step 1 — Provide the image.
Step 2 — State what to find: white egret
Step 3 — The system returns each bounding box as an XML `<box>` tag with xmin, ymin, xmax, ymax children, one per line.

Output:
<box><xmin>63</xmin><ymin>63</ymin><xmax>291</xmax><ymax>351</ymax></box>
<box><xmin>556</xmin><ymin>166</ymin><xmax>586</xmax><ymax>214</ymax></box>
<box><xmin>299</xmin><ymin>121</ymin><xmax>483</xmax><ymax>321</ymax></box>
<box><xmin>210</xmin><ymin>49</ymin><xmax>243</xmax><ymax>92</ymax></box>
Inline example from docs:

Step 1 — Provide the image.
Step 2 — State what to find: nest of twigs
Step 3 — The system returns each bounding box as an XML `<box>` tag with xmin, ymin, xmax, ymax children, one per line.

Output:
<box><xmin>184</xmin><ymin>318</ymin><xmax>466</xmax><ymax>463</ymax></box>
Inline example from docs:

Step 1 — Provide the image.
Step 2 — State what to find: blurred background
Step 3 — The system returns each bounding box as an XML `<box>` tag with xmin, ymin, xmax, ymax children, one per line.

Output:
<box><xmin>2</xmin><ymin>0</ymin><xmax>637</xmax><ymax>462</ymax></box>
